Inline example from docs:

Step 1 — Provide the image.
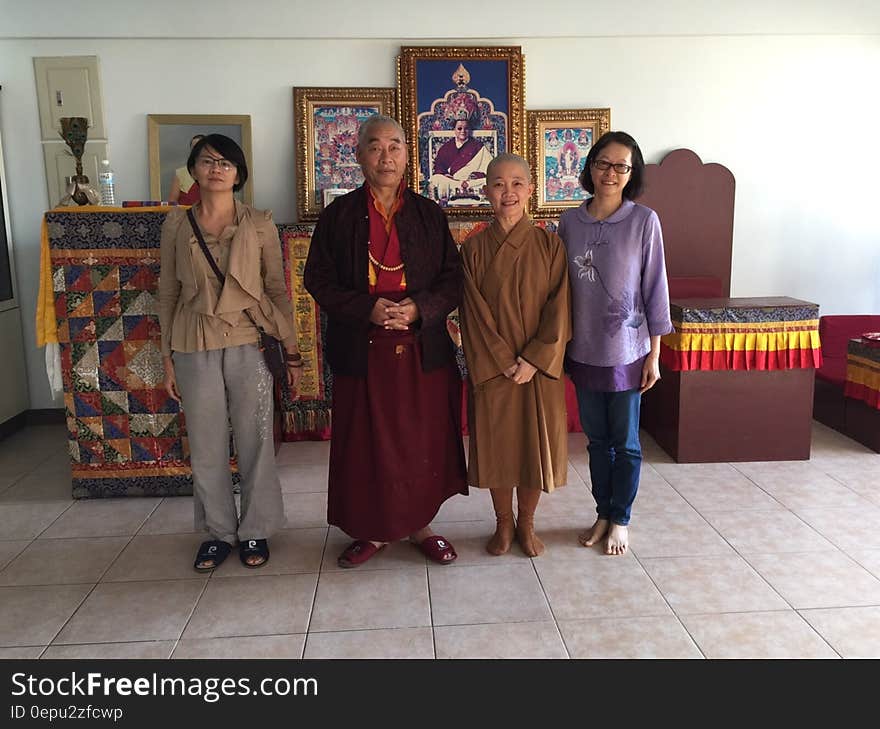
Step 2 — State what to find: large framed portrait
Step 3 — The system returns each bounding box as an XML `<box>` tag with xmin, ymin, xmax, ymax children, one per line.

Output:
<box><xmin>147</xmin><ymin>114</ymin><xmax>253</xmax><ymax>205</ymax></box>
<box><xmin>526</xmin><ymin>108</ymin><xmax>611</xmax><ymax>218</ymax></box>
<box><xmin>397</xmin><ymin>46</ymin><xmax>524</xmax><ymax>215</ymax></box>
<box><xmin>293</xmin><ymin>87</ymin><xmax>397</xmax><ymax>222</ymax></box>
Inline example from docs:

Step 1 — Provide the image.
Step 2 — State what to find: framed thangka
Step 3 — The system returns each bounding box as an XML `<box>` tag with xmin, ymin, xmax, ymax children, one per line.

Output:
<box><xmin>526</xmin><ymin>108</ymin><xmax>611</xmax><ymax>218</ymax></box>
<box><xmin>293</xmin><ymin>87</ymin><xmax>397</xmax><ymax>221</ymax></box>
<box><xmin>397</xmin><ymin>46</ymin><xmax>524</xmax><ymax>215</ymax></box>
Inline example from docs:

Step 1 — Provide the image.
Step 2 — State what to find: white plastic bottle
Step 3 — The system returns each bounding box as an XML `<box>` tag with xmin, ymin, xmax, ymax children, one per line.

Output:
<box><xmin>98</xmin><ymin>159</ymin><xmax>116</xmax><ymax>206</ymax></box>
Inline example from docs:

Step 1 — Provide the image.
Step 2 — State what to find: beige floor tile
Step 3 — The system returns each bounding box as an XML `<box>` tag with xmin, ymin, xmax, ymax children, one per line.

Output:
<box><xmin>733</xmin><ymin>460</ymin><xmax>846</xmax><ymax>487</ymax></box>
<box><xmin>275</xmin><ymin>440</ymin><xmax>331</xmax><ymax>467</ymax></box>
<box><xmin>652</xmin><ymin>462</ymin><xmax>755</xmax><ymax>490</ymax></box>
<box><xmin>634</xmin><ymin>468</ymin><xmax>695</xmax><ymax>513</ymax></box>
<box><xmin>430</xmin><ymin>562</ymin><xmax>551</xmax><ymax>626</ymax></box>
<box><xmin>641</xmin><ymin>555</ymin><xmax>789</xmax><ymax>615</ymax></box>
<box><xmin>0</xmin><ymin>584</ymin><xmax>91</xmax><ymax>647</ymax></box>
<box><xmin>217</xmin><ymin>528</ymin><xmax>327</xmax><ymax>577</ymax></box>
<box><xmin>0</xmin><ymin>459</ymin><xmax>74</xmax><ymax>502</ymax></box>
<box><xmin>536</xmin><ymin>555</ymin><xmax>670</xmax><ymax>621</ymax></box>
<box><xmin>54</xmin><ymin>579</ymin><xmax>205</xmax><ymax>644</ymax></box>
<box><xmin>537</xmin><ymin>483</ymin><xmax>595</xmax><ymax>521</ymax></box>
<box><xmin>754</xmin><ymin>480</ymin><xmax>871</xmax><ymax>513</ymax></box>
<box><xmin>822</xmin><ymin>462</ymin><xmax>880</xmax><ymax>492</ymax></box>
<box><xmin>640</xmin><ymin>431</ymin><xmax>675</xmax><ymax>464</ymax></box>
<box><xmin>799</xmin><ymin>606</ymin><xmax>880</xmax><ymax>658</ymax></box>
<box><xmin>41</xmin><ymin>498</ymin><xmax>162</xmax><ymax>539</ymax></box>
<box><xmin>566</xmin><ymin>462</ymin><xmax>586</xmax><ymax>486</ymax></box>
<box><xmin>681</xmin><ymin>611</ymin><xmax>838</xmax><ymax>658</ymax></box>
<box><xmin>173</xmin><ymin>634</ymin><xmax>306</xmax><ymax>659</ymax></box>
<box><xmin>0</xmin><ymin>501</ymin><xmax>71</xmax><ymax>540</ymax></box>
<box><xmin>304</xmin><ymin>627</ymin><xmax>434</xmax><ymax>659</ymax></box>
<box><xmin>278</xmin><ymin>463</ymin><xmax>329</xmax><ymax>493</ymax></box>
<box><xmin>671</xmin><ymin>479</ymin><xmax>781</xmax><ymax>513</ymax></box>
<box><xmin>102</xmin><ymin>533</ymin><xmax>210</xmax><ymax>582</ymax></box>
<box><xmin>42</xmin><ymin>641</ymin><xmax>175</xmax><ymax>659</ymax></box>
<box><xmin>310</xmin><ymin>569</ymin><xmax>429</xmax><ymax>632</ymax></box>
<box><xmin>746</xmin><ymin>551</ymin><xmax>880</xmax><ymax>609</ymax></box>
<box><xmin>184</xmin><ymin>574</ymin><xmax>317</xmax><ymax>639</ymax></box>
<box><xmin>435</xmin><ymin>620</ymin><xmax>567</xmax><ymax>659</ymax></box>
<box><xmin>282</xmin><ymin>491</ymin><xmax>327</xmax><ymax>528</ymax></box>
<box><xmin>434</xmin><ymin>489</ymin><xmax>492</xmax><ymax>522</ymax></box>
<box><xmin>0</xmin><ymin>540</ymin><xmax>29</xmax><ymax>570</ymax></box>
<box><xmin>321</xmin><ymin>528</ymin><xmax>426</xmax><ymax>572</ymax></box>
<box><xmin>793</xmin><ymin>506</ymin><xmax>880</xmax><ymax>552</ymax></box>
<box><xmin>0</xmin><ymin>471</ymin><xmax>26</xmax><ymax>494</ymax></box>
<box><xmin>0</xmin><ymin>536</ymin><xmax>129</xmax><ymax>586</ymax></box>
<box><xmin>0</xmin><ymin>646</ymin><xmax>45</xmax><ymax>658</ymax></box>
<box><xmin>137</xmin><ymin>497</ymin><xmax>197</xmax><ymax>535</ymax></box>
<box><xmin>627</xmin><ymin>509</ymin><xmax>734</xmax><ymax>559</ymax></box>
<box><xmin>701</xmin><ymin>510</ymin><xmax>836</xmax><ymax>554</ymax></box>
<box><xmin>559</xmin><ymin>615</ymin><xmax>702</xmax><ymax>658</ymax></box>
<box><xmin>847</xmin><ymin>549</ymin><xmax>880</xmax><ymax>579</ymax></box>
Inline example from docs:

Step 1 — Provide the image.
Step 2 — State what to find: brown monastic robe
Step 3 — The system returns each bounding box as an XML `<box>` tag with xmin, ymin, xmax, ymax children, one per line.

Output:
<box><xmin>460</xmin><ymin>215</ymin><xmax>572</xmax><ymax>492</ymax></box>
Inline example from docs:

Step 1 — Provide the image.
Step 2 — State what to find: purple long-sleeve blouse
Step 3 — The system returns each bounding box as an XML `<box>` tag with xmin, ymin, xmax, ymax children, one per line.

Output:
<box><xmin>558</xmin><ymin>198</ymin><xmax>673</xmax><ymax>392</ymax></box>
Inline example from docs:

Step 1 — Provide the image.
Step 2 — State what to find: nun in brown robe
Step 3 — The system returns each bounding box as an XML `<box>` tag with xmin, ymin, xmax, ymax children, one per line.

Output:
<box><xmin>459</xmin><ymin>153</ymin><xmax>572</xmax><ymax>557</ymax></box>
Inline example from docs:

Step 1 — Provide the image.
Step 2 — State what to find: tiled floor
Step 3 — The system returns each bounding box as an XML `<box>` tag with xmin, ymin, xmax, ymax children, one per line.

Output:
<box><xmin>1</xmin><ymin>421</ymin><xmax>879</xmax><ymax>659</ymax></box>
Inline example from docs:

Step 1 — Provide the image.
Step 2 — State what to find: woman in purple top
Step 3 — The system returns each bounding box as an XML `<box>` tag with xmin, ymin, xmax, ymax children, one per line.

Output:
<box><xmin>558</xmin><ymin>131</ymin><xmax>673</xmax><ymax>556</ymax></box>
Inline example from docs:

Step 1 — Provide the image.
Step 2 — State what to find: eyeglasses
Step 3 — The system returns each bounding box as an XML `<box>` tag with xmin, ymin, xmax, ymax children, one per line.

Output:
<box><xmin>196</xmin><ymin>156</ymin><xmax>237</xmax><ymax>172</ymax></box>
<box><xmin>591</xmin><ymin>160</ymin><xmax>633</xmax><ymax>174</ymax></box>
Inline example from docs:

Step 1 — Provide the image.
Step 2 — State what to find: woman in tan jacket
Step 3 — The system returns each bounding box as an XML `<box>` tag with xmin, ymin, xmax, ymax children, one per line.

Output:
<box><xmin>159</xmin><ymin>134</ymin><xmax>302</xmax><ymax>571</ymax></box>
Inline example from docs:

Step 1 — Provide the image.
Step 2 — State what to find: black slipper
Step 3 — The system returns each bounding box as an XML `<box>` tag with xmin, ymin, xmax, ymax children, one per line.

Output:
<box><xmin>239</xmin><ymin>538</ymin><xmax>270</xmax><ymax>569</ymax></box>
<box><xmin>194</xmin><ymin>540</ymin><xmax>232</xmax><ymax>572</ymax></box>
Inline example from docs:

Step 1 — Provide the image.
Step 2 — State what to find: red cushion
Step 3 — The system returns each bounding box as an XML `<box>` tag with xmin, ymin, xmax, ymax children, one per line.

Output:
<box><xmin>816</xmin><ymin>356</ymin><xmax>847</xmax><ymax>387</ymax></box>
<box><xmin>819</xmin><ymin>315</ymin><xmax>880</xmax><ymax>359</ymax></box>
<box><xmin>668</xmin><ymin>276</ymin><xmax>724</xmax><ymax>299</ymax></box>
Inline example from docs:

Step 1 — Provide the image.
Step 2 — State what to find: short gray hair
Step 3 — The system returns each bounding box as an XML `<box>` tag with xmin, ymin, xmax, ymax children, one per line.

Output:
<box><xmin>486</xmin><ymin>152</ymin><xmax>531</xmax><ymax>182</ymax></box>
<box><xmin>357</xmin><ymin>114</ymin><xmax>406</xmax><ymax>147</ymax></box>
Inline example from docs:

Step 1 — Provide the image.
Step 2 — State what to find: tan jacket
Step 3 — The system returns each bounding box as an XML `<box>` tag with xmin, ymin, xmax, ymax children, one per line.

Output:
<box><xmin>158</xmin><ymin>201</ymin><xmax>295</xmax><ymax>357</ymax></box>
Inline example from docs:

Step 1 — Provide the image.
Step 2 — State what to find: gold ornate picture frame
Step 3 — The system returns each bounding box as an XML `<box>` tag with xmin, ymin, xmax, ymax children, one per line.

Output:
<box><xmin>526</xmin><ymin>108</ymin><xmax>611</xmax><ymax>218</ymax></box>
<box><xmin>147</xmin><ymin>114</ymin><xmax>253</xmax><ymax>204</ymax></box>
<box><xmin>397</xmin><ymin>46</ymin><xmax>524</xmax><ymax>216</ymax></box>
<box><xmin>293</xmin><ymin>87</ymin><xmax>397</xmax><ymax>222</ymax></box>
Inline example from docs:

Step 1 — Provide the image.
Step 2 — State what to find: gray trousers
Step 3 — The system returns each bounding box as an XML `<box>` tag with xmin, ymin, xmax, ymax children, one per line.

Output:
<box><xmin>173</xmin><ymin>343</ymin><xmax>286</xmax><ymax>545</ymax></box>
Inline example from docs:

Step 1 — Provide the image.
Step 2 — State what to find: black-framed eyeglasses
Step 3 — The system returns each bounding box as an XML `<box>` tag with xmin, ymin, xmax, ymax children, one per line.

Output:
<box><xmin>196</xmin><ymin>156</ymin><xmax>237</xmax><ymax>172</ymax></box>
<box><xmin>591</xmin><ymin>160</ymin><xmax>632</xmax><ymax>174</ymax></box>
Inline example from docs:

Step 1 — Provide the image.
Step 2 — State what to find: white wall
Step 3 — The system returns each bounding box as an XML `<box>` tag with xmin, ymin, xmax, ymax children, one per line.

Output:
<box><xmin>1</xmin><ymin>2</ymin><xmax>879</xmax><ymax>409</ymax></box>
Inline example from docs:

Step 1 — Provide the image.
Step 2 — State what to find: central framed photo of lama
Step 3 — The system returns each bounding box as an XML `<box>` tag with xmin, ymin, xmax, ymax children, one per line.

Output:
<box><xmin>397</xmin><ymin>46</ymin><xmax>524</xmax><ymax>215</ymax></box>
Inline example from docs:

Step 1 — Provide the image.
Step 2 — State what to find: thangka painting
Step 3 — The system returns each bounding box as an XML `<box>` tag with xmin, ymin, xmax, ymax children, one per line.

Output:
<box><xmin>294</xmin><ymin>87</ymin><xmax>397</xmax><ymax>221</ymax></box>
<box><xmin>397</xmin><ymin>46</ymin><xmax>524</xmax><ymax>216</ymax></box>
<box><xmin>526</xmin><ymin>108</ymin><xmax>611</xmax><ymax>217</ymax></box>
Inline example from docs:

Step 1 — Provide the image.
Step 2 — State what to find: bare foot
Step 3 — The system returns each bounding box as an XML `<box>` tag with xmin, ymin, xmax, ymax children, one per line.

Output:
<box><xmin>516</xmin><ymin>519</ymin><xmax>545</xmax><ymax>557</ymax></box>
<box><xmin>605</xmin><ymin>523</ymin><xmax>628</xmax><ymax>555</ymax></box>
<box><xmin>486</xmin><ymin>516</ymin><xmax>515</xmax><ymax>556</ymax></box>
<box><xmin>578</xmin><ymin>518</ymin><xmax>609</xmax><ymax>547</ymax></box>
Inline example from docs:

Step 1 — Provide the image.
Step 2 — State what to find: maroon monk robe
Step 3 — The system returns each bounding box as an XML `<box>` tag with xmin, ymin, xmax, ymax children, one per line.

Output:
<box><xmin>327</xmin><ymin>184</ymin><xmax>467</xmax><ymax>541</ymax></box>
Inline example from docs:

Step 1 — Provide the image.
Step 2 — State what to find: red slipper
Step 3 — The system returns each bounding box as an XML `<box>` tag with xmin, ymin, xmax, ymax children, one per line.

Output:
<box><xmin>415</xmin><ymin>535</ymin><xmax>457</xmax><ymax>565</ymax></box>
<box><xmin>337</xmin><ymin>540</ymin><xmax>386</xmax><ymax>568</ymax></box>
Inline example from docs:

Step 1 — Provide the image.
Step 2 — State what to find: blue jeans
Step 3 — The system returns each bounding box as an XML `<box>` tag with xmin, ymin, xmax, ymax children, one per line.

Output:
<box><xmin>574</xmin><ymin>386</ymin><xmax>642</xmax><ymax>526</ymax></box>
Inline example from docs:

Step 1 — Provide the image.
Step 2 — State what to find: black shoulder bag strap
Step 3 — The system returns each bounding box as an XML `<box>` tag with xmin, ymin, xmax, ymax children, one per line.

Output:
<box><xmin>186</xmin><ymin>207</ymin><xmax>226</xmax><ymax>286</ymax></box>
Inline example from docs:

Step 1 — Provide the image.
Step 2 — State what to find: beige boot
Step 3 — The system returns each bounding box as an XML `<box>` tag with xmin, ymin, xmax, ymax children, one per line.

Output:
<box><xmin>486</xmin><ymin>488</ymin><xmax>515</xmax><ymax>555</ymax></box>
<box><xmin>516</xmin><ymin>487</ymin><xmax>545</xmax><ymax>557</ymax></box>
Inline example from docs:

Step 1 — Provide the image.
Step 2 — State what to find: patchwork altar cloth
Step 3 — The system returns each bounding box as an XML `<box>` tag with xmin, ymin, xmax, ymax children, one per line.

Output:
<box><xmin>844</xmin><ymin>338</ymin><xmax>880</xmax><ymax>410</ymax></box>
<box><xmin>660</xmin><ymin>296</ymin><xmax>822</xmax><ymax>372</ymax></box>
<box><xmin>38</xmin><ymin>208</ymin><xmax>328</xmax><ymax>497</ymax></box>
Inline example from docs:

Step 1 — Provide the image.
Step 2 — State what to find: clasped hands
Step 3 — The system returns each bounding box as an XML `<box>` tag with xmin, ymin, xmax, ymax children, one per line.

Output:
<box><xmin>371</xmin><ymin>297</ymin><xmax>419</xmax><ymax>330</ymax></box>
<box><xmin>504</xmin><ymin>356</ymin><xmax>537</xmax><ymax>385</ymax></box>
